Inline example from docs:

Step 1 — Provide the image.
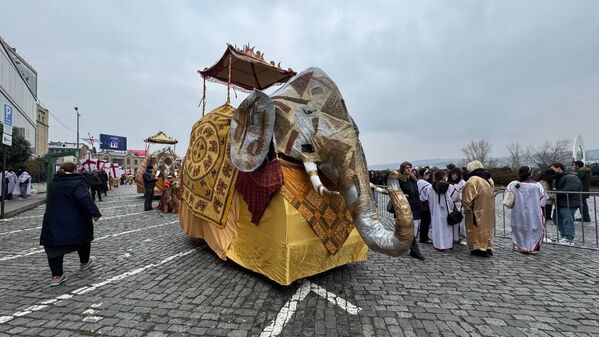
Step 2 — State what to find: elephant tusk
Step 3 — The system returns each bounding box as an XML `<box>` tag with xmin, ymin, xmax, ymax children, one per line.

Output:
<box><xmin>370</xmin><ymin>183</ymin><xmax>388</xmax><ymax>195</ymax></box>
<box><xmin>303</xmin><ymin>162</ymin><xmax>340</xmax><ymax>196</ymax></box>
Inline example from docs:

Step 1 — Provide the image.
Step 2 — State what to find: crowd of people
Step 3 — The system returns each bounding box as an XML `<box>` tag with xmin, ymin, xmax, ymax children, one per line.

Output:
<box><xmin>373</xmin><ymin>159</ymin><xmax>593</xmax><ymax>258</ymax></box>
<box><xmin>1</xmin><ymin>167</ymin><xmax>34</xmax><ymax>200</ymax></box>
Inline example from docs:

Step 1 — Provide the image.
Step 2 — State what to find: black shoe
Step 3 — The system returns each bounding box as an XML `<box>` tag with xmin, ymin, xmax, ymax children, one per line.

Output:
<box><xmin>419</xmin><ymin>239</ymin><xmax>432</xmax><ymax>244</ymax></box>
<box><xmin>575</xmin><ymin>217</ymin><xmax>582</xmax><ymax>222</ymax></box>
<box><xmin>471</xmin><ymin>249</ymin><xmax>489</xmax><ymax>257</ymax></box>
<box><xmin>409</xmin><ymin>238</ymin><xmax>425</xmax><ymax>261</ymax></box>
<box><xmin>487</xmin><ymin>249</ymin><xmax>493</xmax><ymax>256</ymax></box>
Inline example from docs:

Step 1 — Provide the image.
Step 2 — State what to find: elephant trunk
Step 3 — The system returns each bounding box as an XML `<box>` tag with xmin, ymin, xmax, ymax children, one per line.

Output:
<box><xmin>340</xmin><ymin>144</ymin><xmax>413</xmax><ymax>257</ymax></box>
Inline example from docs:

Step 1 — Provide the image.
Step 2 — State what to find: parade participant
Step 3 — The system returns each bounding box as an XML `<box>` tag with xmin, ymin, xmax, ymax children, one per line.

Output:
<box><xmin>15</xmin><ymin>167</ymin><xmax>32</xmax><ymax>200</ymax></box>
<box><xmin>505</xmin><ymin>166</ymin><xmax>547</xmax><ymax>254</ymax></box>
<box><xmin>448</xmin><ymin>168</ymin><xmax>467</xmax><ymax>245</ymax></box>
<box><xmin>417</xmin><ymin>167</ymin><xmax>432</xmax><ymax>243</ymax></box>
<box><xmin>6</xmin><ymin>168</ymin><xmax>16</xmax><ymax>200</ymax></box>
<box><xmin>426</xmin><ymin>170</ymin><xmax>461</xmax><ymax>251</ymax></box>
<box><xmin>462</xmin><ymin>160</ymin><xmax>495</xmax><ymax>257</ymax></box>
<box><xmin>40</xmin><ymin>162</ymin><xmax>101</xmax><ymax>286</ymax></box>
<box><xmin>143</xmin><ymin>165</ymin><xmax>157</xmax><ymax>211</ymax></box>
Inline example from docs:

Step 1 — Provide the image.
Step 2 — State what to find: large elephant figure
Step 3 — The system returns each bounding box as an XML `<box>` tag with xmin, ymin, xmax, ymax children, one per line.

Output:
<box><xmin>180</xmin><ymin>67</ymin><xmax>413</xmax><ymax>285</ymax></box>
<box><xmin>230</xmin><ymin>67</ymin><xmax>413</xmax><ymax>256</ymax></box>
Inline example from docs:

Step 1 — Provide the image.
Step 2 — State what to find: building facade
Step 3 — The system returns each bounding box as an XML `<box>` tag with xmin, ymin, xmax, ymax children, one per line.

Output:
<box><xmin>35</xmin><ymin>104</ymin><xmax>49</xmax><ymax>156</ymax></box>
<box><xmin>97</xmin><ymin>150</ymin><xmax>144</xmax><ymax>170</ymax></box>
<box><xmin>0</xmin><ymin>36</ymin><xmax>37</xmax><ymax>151</ymax></box>
<box><xmin>48</xmin><ymin>141</ymin><xmax>89</xmax><ymax>158</ymax></box>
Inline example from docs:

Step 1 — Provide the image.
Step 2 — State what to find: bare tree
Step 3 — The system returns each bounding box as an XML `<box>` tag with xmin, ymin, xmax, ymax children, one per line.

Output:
<box><xmin>528</xmin><ymin>139</ymin><xmax>571</xmax><ymax>169</ymax></box>
<box><xmin>507</xmin><ymin>142</ymin><xmax>525</xmax><ymax>169</ymax></box>
<box><xmin>462</xmin><ymin>139</ymin><xmax>492</xmax><ymax>165</ymax></box>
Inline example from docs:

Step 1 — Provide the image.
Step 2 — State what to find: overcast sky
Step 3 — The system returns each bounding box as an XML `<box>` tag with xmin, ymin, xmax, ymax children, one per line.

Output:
<box><xmin>1</xmin><ymin>1</ymin><xmax>597</xmax><ymax>165</ymax></box>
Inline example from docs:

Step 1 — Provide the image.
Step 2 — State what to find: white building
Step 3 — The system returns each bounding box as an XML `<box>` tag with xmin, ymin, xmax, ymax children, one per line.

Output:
<box><xmin>0</xmin><ymin>36</ymin><xmax>37</xmax><ymax>151</ymax></box>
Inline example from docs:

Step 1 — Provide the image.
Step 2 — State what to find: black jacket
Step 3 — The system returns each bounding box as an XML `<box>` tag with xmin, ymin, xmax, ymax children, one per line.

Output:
<box><xmin>555</xmin><ymin>171</ymin><xmax>583</xmax><ymax>208</ymax></box>
<box><xmin>396</xmin><ymin>172</ymin><xmax>421</xmax><ymax>220</ymax></box>
<box><xmin>84</xmin><ymin>172</ymin><xmax>102</xmax><ymax>186</ymax></box>
<box><xmin>143</xmin><ymin>172</ymin><xmax>157</xmax><ymax>189</ymax></box>
<box><xmin>576</xmin><ymin>167</ymin><xmax>591</xmax><ymax>197</ymax></box>
<box><xmin>98</xmin><ymin>170</ymin><xmax>108</xmax><ymax>184</ymax></box>
<box><xmin>40</xmin><ymin>173</ymin><xmax>101</xmax><ymax>246</ymax></box>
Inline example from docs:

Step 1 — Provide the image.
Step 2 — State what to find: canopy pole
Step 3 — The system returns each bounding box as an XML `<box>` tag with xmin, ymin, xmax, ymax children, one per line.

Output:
<box><xmin>226</xmin><ymin>54</ymin><xmax>232</xmax><ymax>105</ymax></box>
<box><xmin>202</xmin><ymin>77</ymin><xmax>207</xmax><ymax>117</ymax></box>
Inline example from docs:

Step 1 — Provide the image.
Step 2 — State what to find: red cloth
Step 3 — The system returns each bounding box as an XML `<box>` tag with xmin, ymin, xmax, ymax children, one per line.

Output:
<box><xmin>235</xmin><ymin>159</ymin><xmax>284</xmax><ymax>224</ymax></box>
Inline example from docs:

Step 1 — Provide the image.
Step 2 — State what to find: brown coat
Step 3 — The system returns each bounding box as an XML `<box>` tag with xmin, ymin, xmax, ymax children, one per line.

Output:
<box><xmin>462</xmin><ymin>175</ymin><xmax>495</xmax><ymax>251</ymax></box>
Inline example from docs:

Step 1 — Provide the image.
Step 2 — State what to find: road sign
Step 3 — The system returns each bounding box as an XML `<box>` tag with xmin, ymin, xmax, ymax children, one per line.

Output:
<box><xmin>3</xmin><ymin>125</ymin><xmax>12</xmax><ymax>136</ymax></box>
<box><xmin>3</xmin><ymin>104</ymin><xmax>13</xmax><ymax>126</ymax></box>
<box><xmin>2</xmin><ymin>133</ymin><xmax>12</xmax><ymax>146</ymax></box>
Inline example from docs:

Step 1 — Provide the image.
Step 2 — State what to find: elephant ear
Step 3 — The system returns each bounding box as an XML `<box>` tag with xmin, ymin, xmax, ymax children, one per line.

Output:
<box><xmin>230</xmin><ymin>89</ymin><xmax>275</xmax><ymax>172</ymax></box>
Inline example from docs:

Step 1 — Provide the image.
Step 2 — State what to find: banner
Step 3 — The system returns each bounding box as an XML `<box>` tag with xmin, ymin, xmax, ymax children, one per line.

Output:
<box><xmin>100</xmin><ymin>134</ymin><xmax>127</xmax><ymax>151</ymax></box>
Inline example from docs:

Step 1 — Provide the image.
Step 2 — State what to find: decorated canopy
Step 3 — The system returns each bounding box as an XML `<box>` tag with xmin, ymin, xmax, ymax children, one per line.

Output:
<box><xmin>199</xmin><ymin>44</ymin><xmax>296</xmax><ymax>91</ymax></box>
<box><xmin>144</xmin><ymin>131</ymin><xmax>178</xmax><ymax>145</ymax></box>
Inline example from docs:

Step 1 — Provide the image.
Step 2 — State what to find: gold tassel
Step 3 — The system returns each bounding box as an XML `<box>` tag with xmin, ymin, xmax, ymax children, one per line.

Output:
<box><xmin>226</xmin><ymin>53</ymin><xmax>232</xmax><ymax>105</ymax></box>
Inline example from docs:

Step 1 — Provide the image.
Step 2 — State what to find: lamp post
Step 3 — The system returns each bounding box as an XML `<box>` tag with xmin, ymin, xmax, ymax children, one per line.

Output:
<box><xmin>75</xmin><ymin>107</ymin><xmax>80</xmax><ymax>165</ymax></box>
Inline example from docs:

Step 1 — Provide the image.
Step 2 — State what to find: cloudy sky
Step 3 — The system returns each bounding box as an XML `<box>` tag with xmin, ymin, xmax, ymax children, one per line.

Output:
<box><xmin>1</xmin><ymin>1</ymin><xmax>597</xmax><ymax>165</ymax></box>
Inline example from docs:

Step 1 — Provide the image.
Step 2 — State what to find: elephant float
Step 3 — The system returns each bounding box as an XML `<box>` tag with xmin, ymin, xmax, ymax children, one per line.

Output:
<box><xmin>180</xmin><ymin>67</ymin><xmax>413</xmax><ymax>285</ymax></box>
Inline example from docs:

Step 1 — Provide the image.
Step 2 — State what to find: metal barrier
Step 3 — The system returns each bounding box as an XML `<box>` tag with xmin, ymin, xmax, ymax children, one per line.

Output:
<box><xmin>495</xmin><ymin>190</ymin><xmax>598</xmax><ymax>249</ymax></box>
<box><xmin>373</xmin><ymin>184</ymin><xmax>598</xmax><ymax>249</ymax></box>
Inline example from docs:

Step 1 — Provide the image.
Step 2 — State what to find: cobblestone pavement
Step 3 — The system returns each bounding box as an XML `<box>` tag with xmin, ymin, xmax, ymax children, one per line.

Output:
<box><xmin>1</xmin><ymin>186</ymin><xmax>598</xmax><ymax>337</ymax></box>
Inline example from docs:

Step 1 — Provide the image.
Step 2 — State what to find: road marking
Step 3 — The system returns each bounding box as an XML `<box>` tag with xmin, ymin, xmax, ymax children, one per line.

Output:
<box><xmin>0</xmin><ymin>220</ymin><xmax>179</xmax><ymax>261</ymax></box>
<box><xmin>0</xmin><ymin>203</ymin><xmax>142</xmax><ymax>223</ymax></box>
<box><xmin>0</xmin><ymin>211</ymin><xmax>148</xmax><ymax>236</ymax></box>
<box><xmin>260</xmin><ymin>281</ymin><xmax>362</xmax><ymax>337</ymax></box>
<box><xmin>0</xmin><ymin>248</ymin><xmax>196</xmax><ymax>324</ymax></box>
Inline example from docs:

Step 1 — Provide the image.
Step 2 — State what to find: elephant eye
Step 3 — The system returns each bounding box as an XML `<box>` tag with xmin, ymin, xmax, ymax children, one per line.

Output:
<box><xmin>301</xmin><ymin>106</ymin><xmax>315</xmax><ymax>115</ymax></box>
<box><xmin>301</xmin><ymin>144</ymin><xmax>315</xmax><ymax>153</ymax></box>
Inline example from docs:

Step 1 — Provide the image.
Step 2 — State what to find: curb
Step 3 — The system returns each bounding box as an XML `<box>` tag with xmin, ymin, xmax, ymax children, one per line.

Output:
<box><xmin>0</xmin><ymin>198</ymin><xmax>46</xmax><ymax>219</ymax></box>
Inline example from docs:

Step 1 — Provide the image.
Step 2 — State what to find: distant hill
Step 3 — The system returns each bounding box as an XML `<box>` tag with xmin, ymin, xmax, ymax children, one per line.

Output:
<box><xmin>369</xmin><ymin>149</ymin><xmax>599</xmax><ymax>170</ymax></box>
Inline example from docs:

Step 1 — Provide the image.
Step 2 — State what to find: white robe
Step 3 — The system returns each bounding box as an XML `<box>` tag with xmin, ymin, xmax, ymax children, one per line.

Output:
<box><xmin>13</xmin><ymin>172</ymin><xmax>32</xmax><ymax>197</ymax></box>
<box><xmin>449</xmin><ymin>180</ymin><xmax>466</xmax><ymax>240</ymax></box>
<box><xmin>505</xmin><ymin>180</ymin><xmax>547</xmax><ymax>253</ymax></box>
<box><xmin>426</xmin><ymin>184</ymin><xmax>460</xmax><ymax>250</ymax></box>
<box><xmin>7</xmin><ymin>172</ymin><xmax>17</xmax><ymax>195</ymax></box>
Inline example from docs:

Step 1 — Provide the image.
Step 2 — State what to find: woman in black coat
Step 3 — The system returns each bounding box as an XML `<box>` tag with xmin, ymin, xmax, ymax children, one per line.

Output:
<box><xmin>40</xmin><ymin>162</ymin><xmax>102</xmax><ymax>286</ymax></box>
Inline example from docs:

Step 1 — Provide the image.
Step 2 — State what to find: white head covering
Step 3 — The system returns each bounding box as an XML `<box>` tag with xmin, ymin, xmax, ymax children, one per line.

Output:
<box><xmin>467</xmin><ymin>160</ymin><xmax>484</xmax><ymax>172</ymax></box>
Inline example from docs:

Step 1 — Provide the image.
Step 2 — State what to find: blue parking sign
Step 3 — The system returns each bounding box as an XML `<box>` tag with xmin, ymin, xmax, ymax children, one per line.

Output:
<box><xmin>4</xmin><ymin>104</ymin><xmax>13</xmax><ymax>126</ymax></box>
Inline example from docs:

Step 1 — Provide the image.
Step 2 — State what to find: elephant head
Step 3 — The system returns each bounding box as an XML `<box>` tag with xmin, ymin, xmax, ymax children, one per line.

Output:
<box><xmin>229</xmin><ymin>67</ymin><xmax>412</xmax><ymax>256</ymax></box>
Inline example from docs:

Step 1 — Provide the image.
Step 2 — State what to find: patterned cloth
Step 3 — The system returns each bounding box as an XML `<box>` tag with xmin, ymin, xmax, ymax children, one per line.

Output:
<box><xmin>181</xmin><ymin>104</ymin><xmax>239</xmax><ymax>228</ymax></box>
<box><xmin>235</xmin><ymin>159</ymin><xmax>284</xmax><ymax>224</ymax></box>
<box><xmin>279</xmin><ymin>159</ymin><xmax>353</xmax><ymax>255</ymax></box>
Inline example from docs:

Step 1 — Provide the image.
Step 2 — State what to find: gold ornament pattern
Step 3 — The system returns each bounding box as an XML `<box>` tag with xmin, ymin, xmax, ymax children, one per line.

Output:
<box><xmin>181</xmin><ymin>104</ymin><xmax>238</xmax><ymax>228</ymax></box>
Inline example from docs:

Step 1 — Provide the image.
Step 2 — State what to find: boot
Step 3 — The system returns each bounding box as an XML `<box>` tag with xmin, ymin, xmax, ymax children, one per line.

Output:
<box><xmin>409</xmin><ymin>237</ymin><xmax>425</xmax><ymax>261</ymax></box>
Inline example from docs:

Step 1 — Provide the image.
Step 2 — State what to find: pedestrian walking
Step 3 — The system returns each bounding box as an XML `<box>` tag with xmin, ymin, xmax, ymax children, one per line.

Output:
<box><xmin>143</xmin><ymin>165</ymin><xmax>157</xmax><ymax>211</ymax></box>
<box><xmin>550</xmin><ymin>163</ymin><xmax>582</xmax><ymax>245</ymax></box>
<box><xmin>86</xmin><ymin>170</ymin><xmax>103</xmax><ymax>202</ymax></box>
<box><xmin>505</xmin><ymin>166</ymin><xmax>548</xmax><ymax>254</ymax></box>
<box><xmin>98</xmin><ymin>169</ymin><xmax>109</xmax><ymax>197</ymax></box>
<box><xmin>462</xmin><ymin>160</ymin><xmax>495</xmax><ymax>257</ymax></box>
<box><xmin>40</xmin><ymin>162</ymin><xmax>101</xmax><ymax>286</ymax></box>
<box><xmin>574</xmin><ymin>161</ymin><xmax>591</xmax><ymax>223</ymax></box>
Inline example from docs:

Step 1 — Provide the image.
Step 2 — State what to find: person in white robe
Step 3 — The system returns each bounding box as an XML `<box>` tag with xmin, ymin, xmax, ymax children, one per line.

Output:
<box><xmin>417</xmin><ymin>168</ymin><xmax>433</xmax><ymax>243</ymax></box>
<box><xmin>426</xmin><ymin>170</ymin><xmax>461</xmax><ymax>251</ymax></box>
<box><xmin>448</xmin><ymin>168</ymin><xmax>466</xmax><ymax>245</ymax></box>
<box><xmin>7</xmin><ymin>169</ymin><xmax>17</xmax><ymax>199</ymax></box>
<box><xmin>504</xmin><ymin>166</ymin><xmax>548</xmax><ymax>254</ymax></box>
<box><xmin>13</xmin><ymin>168</ymin><xmax>32</xmax><ymax>199</ymax></box>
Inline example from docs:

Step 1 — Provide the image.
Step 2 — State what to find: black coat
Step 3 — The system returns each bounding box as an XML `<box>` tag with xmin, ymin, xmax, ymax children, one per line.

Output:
<box><xmin>396</xmin><ymin>172</ymin><xmax>421</xmax><ymax>220</ymax></box>
<box><xmin>40</xmin><ymin>173</ymin><xmax>101</xmax><ymax>246</ymax></box>
<box><xmin>555</xmin><ymin>171</ymin><xmax>583</xmax><ymax>208</ymax></box>
<box><xmin>143</xmin><ymin>172</ymin><xmax>157</xmax><ymax>189</ymax></box>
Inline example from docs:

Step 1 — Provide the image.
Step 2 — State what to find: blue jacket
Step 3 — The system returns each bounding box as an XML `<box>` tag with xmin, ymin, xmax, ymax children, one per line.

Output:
<box><xmin>40</xmin><ymin>173</ymin><xmax>101</xmax><ymax>246</ymax></box>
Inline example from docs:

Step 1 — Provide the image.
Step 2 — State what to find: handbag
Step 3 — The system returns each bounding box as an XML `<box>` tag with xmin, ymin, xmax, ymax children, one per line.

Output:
<box><xmin>502</xmin><ymin>184</ymin><xmax>519</xmax><ymax>209</ymax></box>
<box><xmin>445</xmin><ymin>195</ymin><xmax>463</xmax><ymax>226</ymax></box>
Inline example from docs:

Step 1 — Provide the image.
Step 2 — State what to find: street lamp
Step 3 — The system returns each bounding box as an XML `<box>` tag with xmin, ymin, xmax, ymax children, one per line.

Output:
<box><xmin>75</xmin><ymin>107</ymin><xmax>80</xmax><ymax>164</ymax></box>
